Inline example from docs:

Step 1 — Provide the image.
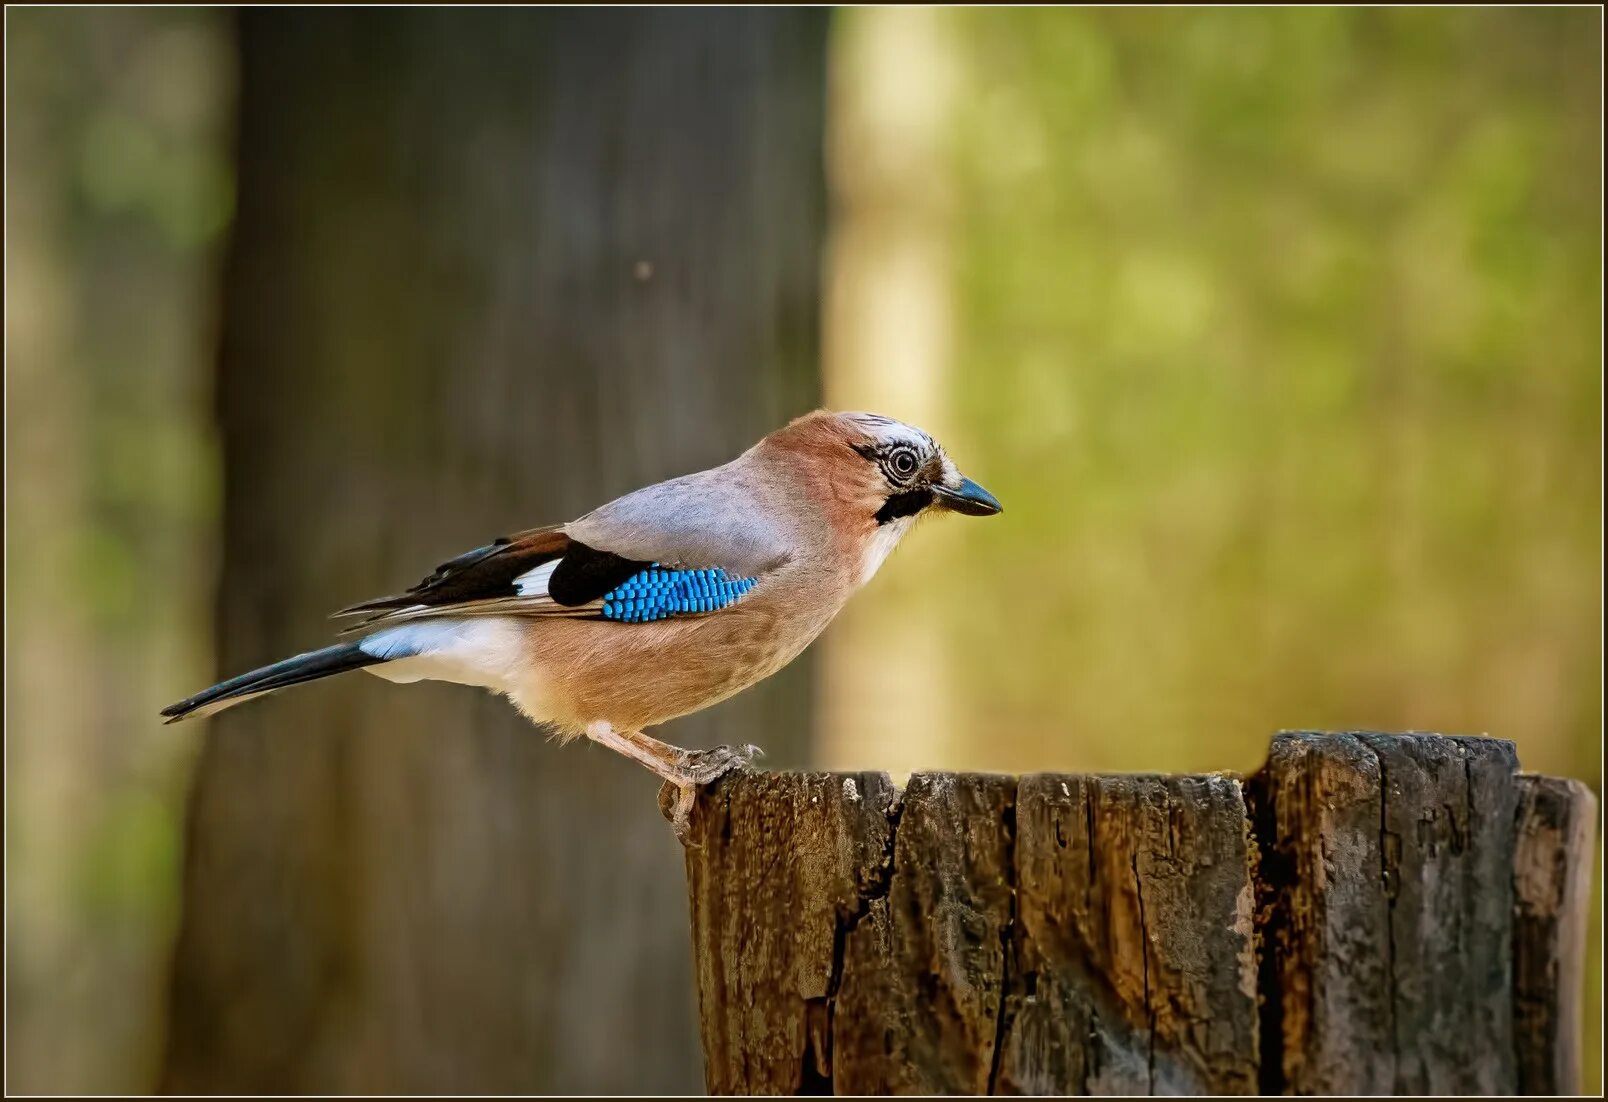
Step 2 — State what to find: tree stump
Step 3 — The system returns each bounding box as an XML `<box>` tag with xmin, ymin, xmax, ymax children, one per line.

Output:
<box><xmin>679</xmin><ymin>732</ymin><xmax>1596</xmax><ymax>1095</ymax></box>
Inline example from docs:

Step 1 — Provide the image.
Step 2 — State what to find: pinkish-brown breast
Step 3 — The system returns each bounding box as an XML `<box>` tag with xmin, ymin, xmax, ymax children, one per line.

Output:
<box><xmin>519</xmin><ymin>559</ymin><xmax>851</xmax><ymax>736</ymax></box>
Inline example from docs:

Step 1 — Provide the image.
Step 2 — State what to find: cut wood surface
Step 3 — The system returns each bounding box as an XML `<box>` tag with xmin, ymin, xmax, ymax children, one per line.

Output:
<box><xmin>681</xmin><ymin>732</ymin><xmax>1597</xmax><ymax>1096</ymax></box>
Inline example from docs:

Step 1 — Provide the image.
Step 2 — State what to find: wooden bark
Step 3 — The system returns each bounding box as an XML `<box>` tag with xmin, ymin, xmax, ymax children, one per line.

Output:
<box><xmin>1512</xmin><ymin>775</ymin><xmax>1597</xmax><ymax>1095</ymax></box>
<box><xmin>162</xmin><ymin>9</ymin><xmax>826</xmax><ymax>1094</ymax></box>
<box><xmin>1001</xmin><ymin>774</ymin><xmax>1259</xmax><ymax>1095</ymax></box>
<box><xmin>684</xmin><ymin>771</ymin><xmax>1260</xmax><ymax>1094</ymax></box>
<box><xmin>683</xmin><ymin>771</ymin><xmax>901</xmax><ymax>1095</ymax></box>
<box><xmin>1250</xmin><ymin>731</ymin><xmax>1524</xmax><ymax>1095</ymax></box>
<box><xmin>685</xmin><ymin>733</ymin><xmax>1595</xmax><ymax>1095</ymax></box>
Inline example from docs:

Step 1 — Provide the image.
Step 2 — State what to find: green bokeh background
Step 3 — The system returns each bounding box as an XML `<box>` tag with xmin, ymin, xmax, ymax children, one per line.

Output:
<box><xmin>943</xmin><ymin>8</ymin><xmax>1599</xmax><ymax>784</ymax></box>
<box><xmin>7</xmin><ymin>6</ymin><xmax>1601</xmax><ymax>1092</ymax></box>
<box><xmin>826</xmin><ymin>6</ymin><xmax>1601</xmax><ymax>1091</ymax></box>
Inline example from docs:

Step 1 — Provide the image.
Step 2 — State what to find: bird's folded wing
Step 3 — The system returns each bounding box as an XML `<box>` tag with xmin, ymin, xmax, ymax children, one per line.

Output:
<box><xmin>563</xmin><ymin>464</ymin><xmax>791</xmax><ymax>579</ymax></box>
<box><xmin>333</xmin><ymin>518</ymin><xmax>772</xmax><ymax>632</ymax></box>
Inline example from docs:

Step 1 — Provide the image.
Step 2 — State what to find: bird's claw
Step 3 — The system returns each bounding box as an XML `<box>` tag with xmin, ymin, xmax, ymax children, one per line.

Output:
<box><xmin>659</xmin><ymin>743</ymin><xmax>764</xmax><ymax>846</ymax></box>
<box><xmin>659</xmin><ymin>780</ymin><xmax>699</xmax><ymax>844</ymax></box>
<box><xmin>679</xmin><ymin>742</ymin><xmax>763</xmax><ymax>785</ymax></box>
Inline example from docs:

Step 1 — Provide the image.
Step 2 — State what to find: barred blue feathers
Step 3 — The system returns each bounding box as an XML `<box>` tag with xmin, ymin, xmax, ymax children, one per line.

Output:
<box><xmin>600</xmin><ymin>564</ymin><xmax>758</xmax><ymax>623</ymax></box>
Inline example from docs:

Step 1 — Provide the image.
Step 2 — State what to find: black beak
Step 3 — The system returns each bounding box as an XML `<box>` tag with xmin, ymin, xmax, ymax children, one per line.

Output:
<box><xmin>932</xmin><ymin>476</ymin><xmax>1002</xmax><ymax>517</ymax></box>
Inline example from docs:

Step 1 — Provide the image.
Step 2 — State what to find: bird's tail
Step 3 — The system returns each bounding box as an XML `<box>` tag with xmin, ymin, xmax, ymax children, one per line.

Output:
<box><xmin>160</xmin><ymin>641</ymin><xmax>385</xmax><ymax>724</ymax></box>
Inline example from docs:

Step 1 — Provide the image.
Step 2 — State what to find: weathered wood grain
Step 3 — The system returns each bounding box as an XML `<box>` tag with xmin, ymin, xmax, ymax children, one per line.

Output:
<box><xmin>1512</xmin><ymin>774</ymin><xmax>1597</xmax><ymax>1095</ymax></box>
<box><xmin>1248</xmin><ymin>731</ymin><xmax>1524</xmax><ymax>1095</ymax></box>
<box><xmin>833</xmin><ymin>773</ymin><xmax>1017</xmax><ymax>1095</ymax></box>
<box><xmin>998</xmin><ymin>773</ymin><xmax>1258</xmax><ymax>1095</ymax></box>
<box><xmin>685</xmin><ymin>733</ymin><xmax>1592</xmax><ymax>1095</ymax></box>
<box><xmin>683</xmin><ymin>770</ymin><xmax>900</xmax><ymax>1094</ymax></box>
<box><xmin>686</xmin><ymin>770</ymin><xmax>1261</xmax><ymax>1094</ymax></box>
<box><xmin>1247</xmin><ymin>731</ymin><xmax>1390</xmax><ymax>1094</ymax></box>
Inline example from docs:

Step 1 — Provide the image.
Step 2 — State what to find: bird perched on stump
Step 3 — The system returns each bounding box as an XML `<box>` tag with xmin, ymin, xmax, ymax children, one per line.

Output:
<box><xmin>162</xmin><ymin>410</ymin><xmax>1002</xmax><ymax>837</ymax></box>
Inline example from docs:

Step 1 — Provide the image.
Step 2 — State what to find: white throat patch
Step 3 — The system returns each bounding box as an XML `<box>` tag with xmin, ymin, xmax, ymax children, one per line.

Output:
<box><xmin>858</xmin><ymin>515</ymin><xmax>915</xmax><ymax>586</ymax></box>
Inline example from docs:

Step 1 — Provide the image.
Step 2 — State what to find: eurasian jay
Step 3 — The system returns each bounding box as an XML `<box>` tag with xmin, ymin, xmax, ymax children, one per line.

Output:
<box><xmin>162</xmin><ymin>409</ymin><xmax>1002</xmax><ymax>833</ymax></box>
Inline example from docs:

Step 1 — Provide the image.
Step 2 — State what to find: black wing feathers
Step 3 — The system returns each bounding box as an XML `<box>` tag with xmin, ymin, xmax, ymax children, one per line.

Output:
<box><xmin>333</xmin><ymin>527</ymin><xmax>656</xmax><ymax>619</ymax></box>
<box><xmin>546</xmin><ymin>540</ymin><xmax>650</xmax><ymax>607</ymax></box>
<box><xmin>335</xmin><ymin>526</ymin><xmax>571</xmax><ymax>616</ymax></box>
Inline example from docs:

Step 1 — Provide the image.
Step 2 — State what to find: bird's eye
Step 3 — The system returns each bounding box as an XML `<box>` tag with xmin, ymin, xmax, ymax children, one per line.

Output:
<box><xmin>888</xmin><ymin>447</ymin><xmax>919</xmax><ymax>480</ymax></box>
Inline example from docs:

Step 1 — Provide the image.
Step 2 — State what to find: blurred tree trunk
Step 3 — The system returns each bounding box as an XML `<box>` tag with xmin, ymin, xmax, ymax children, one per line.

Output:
<box><xmin>161</xmin><ymin>9</ymin><xmax>826</xmax><ymax>1094</ymax></box>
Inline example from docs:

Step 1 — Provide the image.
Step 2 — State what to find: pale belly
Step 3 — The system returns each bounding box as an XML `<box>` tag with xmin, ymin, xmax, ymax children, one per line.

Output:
<box><xmin>518</xmin><ymin>591</ymin><xmax>839</xmax><ymax>735</ymax></box>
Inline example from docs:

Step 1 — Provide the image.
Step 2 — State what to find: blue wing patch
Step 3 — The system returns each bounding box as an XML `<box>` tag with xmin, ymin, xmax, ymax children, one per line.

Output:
<box><xmin>600</xmin><ymin>565</ymin><xmax>758</xmax><ymax>623</ymax></box>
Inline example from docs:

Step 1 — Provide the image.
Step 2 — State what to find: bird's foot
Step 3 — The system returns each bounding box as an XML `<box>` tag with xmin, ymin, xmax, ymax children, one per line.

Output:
<box><xmin>679</xmin><ymin>742</ymin><xmax>764</xmax><ymax>785</ymax></box>
<box><xmin>658</xmin><ymin>743</ymin><xmax>764</xmax><ymax>845</ymax></box>
<box><xmin>659</xmin><ymin>781</ymin><xmax>698</xmax><ymax>844</ymax></box>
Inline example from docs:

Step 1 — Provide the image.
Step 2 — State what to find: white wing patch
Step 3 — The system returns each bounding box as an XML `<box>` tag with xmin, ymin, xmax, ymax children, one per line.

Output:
<box><xmin>513</xmin><ymin>559</ymin><xmax>559</xmax><ymax>597</ymax></box>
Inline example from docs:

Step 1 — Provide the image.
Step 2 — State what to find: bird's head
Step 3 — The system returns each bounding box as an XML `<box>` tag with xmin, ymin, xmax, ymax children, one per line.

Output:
<box><xmin>762</xmin><ymin>410</ymin><xmax>1001</xmax><ymax>577</ymax></box>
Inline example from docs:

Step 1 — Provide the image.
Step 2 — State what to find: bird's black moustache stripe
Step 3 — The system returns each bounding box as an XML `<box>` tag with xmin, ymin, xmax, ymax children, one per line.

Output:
<box><xmin>875</xmin><ymin>488</ymin><xmax>932</xmax><ymax>525</ymax></box>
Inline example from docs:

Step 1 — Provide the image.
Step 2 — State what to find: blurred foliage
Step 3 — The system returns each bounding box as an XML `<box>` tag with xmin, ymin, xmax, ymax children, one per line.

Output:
<box><xmin>943</xmin><ymin>6</ymin><xmax>1600</xmax><ymax>780</ymax></box>
<box><xmin>5</xmin><ymin>7</ymin><xmax>231</xmax><ymax>1093</ymax></box>
<box><xmin>4</xmin><ymin>5</ymin><xmax>1600</xmax><ymax>1093</ymax></box>
<box><xmin>823</xmin><ymin>6</ymin><xmax>1599</xmax><ymax>1090</ymax></box>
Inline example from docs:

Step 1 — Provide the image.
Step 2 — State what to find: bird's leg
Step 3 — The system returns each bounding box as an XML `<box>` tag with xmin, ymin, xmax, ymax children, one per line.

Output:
<box><xmin>582</xmin><ymin>722</ymin><xmax>761</xmax><ymax>842</ymax></box>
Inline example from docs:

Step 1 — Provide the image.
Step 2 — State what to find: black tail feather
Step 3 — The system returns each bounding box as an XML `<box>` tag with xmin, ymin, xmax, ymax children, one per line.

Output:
<box><xmin>161</xmin><ymin>641</ymin><xmax>383</xmax><ymax>723</ymax></box>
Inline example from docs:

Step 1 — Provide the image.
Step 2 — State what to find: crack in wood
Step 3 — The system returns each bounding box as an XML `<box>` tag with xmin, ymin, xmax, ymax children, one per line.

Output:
<box><xmin>1364</xmin><ymin>737</ymin><xmax>1402</xmax><ymax>1091</ymax></box>
<box><xmin>1247</xmin><ymin>766</ymin><xmax>1290</xmax><ymax>1096</ymax></box>
<box><xmin>985</xmin><ymin>788</ymin><xmax>1017</xmax><ymax>1095</ymax></box>
<box><xmin>685</xmin><ymin>735</ymin><xmax>1586</xmax><ymax>1096</ymax></box>
<box><xmin>1130</xmin><ymin>850</ymin><xmax>1155</xmax><ymax>1094</ymax></box>
<box><xmin>806</xmin><ymin>786</ymin><xmax>903</xmax><ymax>1092</ymax></box>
